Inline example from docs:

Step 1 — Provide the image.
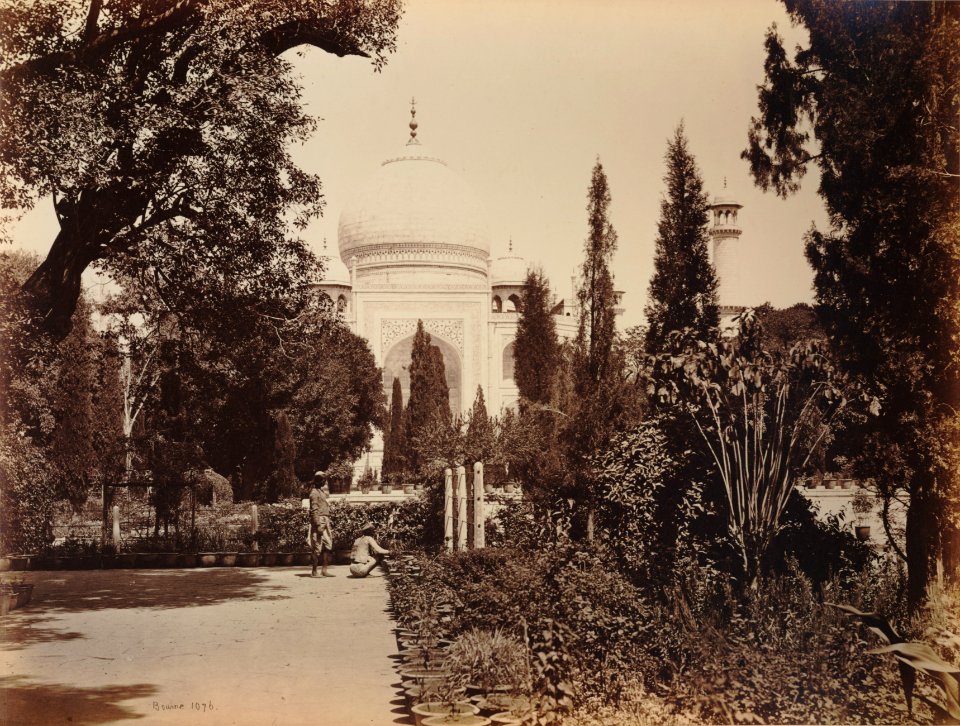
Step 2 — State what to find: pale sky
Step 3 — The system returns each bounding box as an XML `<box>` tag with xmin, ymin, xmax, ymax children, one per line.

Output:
<box><xmin>9</xmin><ymin>0</ymin><xmax>828</xmax><ymax>328</ymax></box>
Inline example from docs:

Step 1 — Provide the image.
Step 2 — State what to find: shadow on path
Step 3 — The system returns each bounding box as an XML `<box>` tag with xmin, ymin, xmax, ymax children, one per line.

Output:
<box><xmin>26</xmin><ymin>569</ymin><xmax>290</xmax><ymax>614</ymax></box>
<box><xmin>0</xmin><ymin>610</ymin><xmax>85</xmax><ymax>651</ymax></box>
<box><xmin>0</xmin><ymin>675</ymin><xmax>156</xmax><ymax>725</ymax></box>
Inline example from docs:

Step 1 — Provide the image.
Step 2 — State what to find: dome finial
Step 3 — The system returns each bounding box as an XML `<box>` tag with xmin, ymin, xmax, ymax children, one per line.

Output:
<box><xmin>408</xmin><ymin>97</ymin><xmax>419</xmax><ymax>145</ymax></box>
<box><xmin>723</xmin><ymin>176</ymin><xmax>727</xmax><ymax>190</ymax></box>
<box><xmin>508</xmin><ymin>237</ymin><xmax>513</xmax><ymax>254</ymax></box>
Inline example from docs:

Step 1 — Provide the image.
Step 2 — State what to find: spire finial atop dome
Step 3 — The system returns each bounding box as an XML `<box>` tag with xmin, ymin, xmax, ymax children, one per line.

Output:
<box><xmin>408</xmin><ymin>97</ymin><xmax>419</xmax><ymax>145</ymax></box>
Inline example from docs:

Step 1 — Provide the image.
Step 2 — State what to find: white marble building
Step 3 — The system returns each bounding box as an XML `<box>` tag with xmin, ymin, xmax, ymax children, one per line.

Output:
<box><xmin>315</xmin><ymin>107</ymin><xmax>579</xmax><ymax>476</ymax></box>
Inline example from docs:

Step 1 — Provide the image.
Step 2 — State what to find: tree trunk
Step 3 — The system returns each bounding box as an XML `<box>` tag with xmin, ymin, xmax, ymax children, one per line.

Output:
<box><xmin>19</xmin><ymin>226</ymin><xmax>98</xmax><ymax>340</ymax></box>
<box><xmin>906</xmin><ymin>477</ymin><xmax>938</xmax><ymax>612</ymax></box>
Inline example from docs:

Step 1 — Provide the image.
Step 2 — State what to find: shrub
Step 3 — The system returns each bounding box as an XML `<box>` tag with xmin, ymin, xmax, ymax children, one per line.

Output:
<box><xmin>0</xmin><ymin>429</ymin><xmax>55</xmax><ymax>553</ymax></box>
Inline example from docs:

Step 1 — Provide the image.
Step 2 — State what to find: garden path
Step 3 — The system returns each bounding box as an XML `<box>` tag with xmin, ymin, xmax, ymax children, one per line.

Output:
<box><xmin>0</xmin><ymin>564</ymin><xmax>408</xmax><ymax>725</ymax></box>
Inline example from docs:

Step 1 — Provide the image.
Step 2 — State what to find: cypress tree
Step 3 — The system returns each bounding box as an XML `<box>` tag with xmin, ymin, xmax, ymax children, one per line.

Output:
<box><xmin>568</xmin><ymin>158</ymin><xmax>622</xmax><ymax>540</ymax></box>
<box><xmin>49</xmin><ymin>293</ymin><xmax>98</xmax><ymax>509</ymax></box>
<box><xmin>576</xmin><ymin>159</ymin><xmax>619</xmax><ymax>387</ymax></box>
<box><xmin>464</xmin><ymin>385</ymin><xmax>495</xmax><ymax>465</ymax></box>
<box><xmin>382</xmin><ymin>377</ymin><xmax>407</xmax><ymax>479</ymax></box>
<box><xmin>405</xmin><ymin>320</ymin><xmax>451</xmax><ymax>473</ymax></box>
<box><xmin>514</xmin><ymin>268</ymin><xmax>560</xmax><ymax>405</ymax></box>
<box><xmin>644</xmin><ymin>122</ymin><xmax>719</xmax><ymax>352</ymax></box>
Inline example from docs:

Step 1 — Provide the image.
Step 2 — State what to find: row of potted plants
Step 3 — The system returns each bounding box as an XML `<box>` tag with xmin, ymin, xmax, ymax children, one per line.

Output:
<box><xmin>3</xmin><ymin>550</ymin><xmax>319</xmax><ymax>570</ymax></box>
<box><xmin>387</xmin><ymin>555</ymin><xmax>535</xmax><ymax>725</ymax></box>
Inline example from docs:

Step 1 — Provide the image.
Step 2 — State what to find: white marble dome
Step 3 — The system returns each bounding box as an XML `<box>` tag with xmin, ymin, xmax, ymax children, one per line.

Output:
<box><xmin>320</xmin><ymin>255</ymin><xmax>351</xmax><ymax>286</ymax></box>
<box><xmin>338</xmin><ymin>140</ymin><xmax>489</xmax><ymax>267</ymax></box>
<box><xmin>490</xmin><ymin>253</ymin><xmax>528</xmax><ymax>286</ymax></box>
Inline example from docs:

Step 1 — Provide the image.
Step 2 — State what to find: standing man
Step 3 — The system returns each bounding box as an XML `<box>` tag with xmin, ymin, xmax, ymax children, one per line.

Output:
<box><xmin>308</xmin><ymin>472</ymin><xmax>334</xmax><ymax>577</ymax></box>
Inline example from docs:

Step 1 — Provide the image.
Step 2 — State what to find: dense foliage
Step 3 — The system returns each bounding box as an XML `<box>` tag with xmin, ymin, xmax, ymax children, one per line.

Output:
<box><xmin>743</xmin><ymin>0</ymin><xmax>960</xmax><ymax>608</ymax></box>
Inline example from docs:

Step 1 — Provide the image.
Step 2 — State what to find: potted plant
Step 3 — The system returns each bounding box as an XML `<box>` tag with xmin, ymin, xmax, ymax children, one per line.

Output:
<box><xmin>851</xmin><ymin>490</ymin><xmax>874</xmax><ymax>541</ymax></box>
<box><xmin>410</xmin><ymin>672</ymin><xmax>477</xmax><ymax>726</ymax></box>
<box><xmin>445</xmin><ymin>629</ymin><xmax>529</xmax><ymax>700</ymax></box>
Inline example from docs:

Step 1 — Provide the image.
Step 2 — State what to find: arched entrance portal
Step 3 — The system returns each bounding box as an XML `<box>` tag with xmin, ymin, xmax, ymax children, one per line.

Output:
<box><xmin>382</xmin><ymin>335</ymin><xmax>462</xmax><ymax>418</ymax></box>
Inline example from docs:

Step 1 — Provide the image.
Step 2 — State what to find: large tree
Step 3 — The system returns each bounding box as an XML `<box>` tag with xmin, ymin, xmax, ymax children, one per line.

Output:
<box><xmin>514</xmin><ymin>268</ymin><xmax>560</xmax><ymax>405</ymax></box>
<box><xmin>0</xmin><ymin>0</ymin><xmax>401</xmax><ymax>339</ymax></box>
<box><xmin>743</xmin><ymin>1</ymin><xmax>960</xmax><ymax>607</ymax></box>
<box><xmin>644</xmin><ymin>123</ymin><xmax>719</xmax><ymax>352</ymax></box>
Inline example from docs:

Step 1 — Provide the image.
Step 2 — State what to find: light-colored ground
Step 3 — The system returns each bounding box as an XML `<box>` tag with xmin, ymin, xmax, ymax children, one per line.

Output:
<box><xmin>0</xmin><ymin>565</ymin><xmax>408</xmax><ymax>726</ymax></box>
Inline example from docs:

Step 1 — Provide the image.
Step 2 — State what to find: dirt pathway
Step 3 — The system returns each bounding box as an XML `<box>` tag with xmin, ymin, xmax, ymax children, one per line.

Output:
<box><xmin>0</xmin><ymin>565</ymin><xmax>406</xmax><ymax>725</ymax></box>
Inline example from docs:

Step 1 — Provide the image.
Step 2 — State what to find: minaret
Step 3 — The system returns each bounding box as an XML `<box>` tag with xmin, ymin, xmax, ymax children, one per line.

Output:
<box><xmin>709</xmin><ymin>179</ymin><xmax>745</xmax><ymax>330</ymax></box>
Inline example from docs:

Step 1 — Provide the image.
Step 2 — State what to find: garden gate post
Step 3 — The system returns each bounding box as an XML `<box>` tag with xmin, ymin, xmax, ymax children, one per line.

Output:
<box><xmin>112</xmin><ymin>505</ymin><xmax>121</xmax><ymax>547</ymax></box>
<box><xmin>250</xmin><ymin>504</ymin><xmax>259</xmax><ymax>551</ymax></box>
<box><xmin>473</xmin><ymin>462</ymin><xmax>485</xmax><ymax>549</ymax></box>
<box><xmin>444</xmin><ymin>468</ymin><xmax>453</xmax><ymax>553</ymax></box>
<box><xmin>456</xmin><ymin>466</ymin><xmax>468</xmax><ymax>552</ymax></box>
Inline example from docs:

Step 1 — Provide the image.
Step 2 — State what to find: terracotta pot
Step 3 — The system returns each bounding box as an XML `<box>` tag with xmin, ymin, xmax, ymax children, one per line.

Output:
<box><xmin>503</xmin><ymin>484</ymin><xmax>515</xmax><ymax>494</ymax></box>
<box><xmin>117</xmin><ymin>553</ymin><xmax>138</xmax><ymax>568</ymax></box>
<box><xmin>0</xmin><ymin>557</ymin><xmax>10</xmax><ymax>572</ymax></box>
<box><xmin>236</xmin><ymin>552</ymin><xmax>260</xmax><ymax>567</ymax></box>
<box><xmin>823</xmin><ymin>478</ymin><xmax>838</xmax><ymax>490</ymax></box>
<box><xmin>177</xmin><ymin>553</ymin><xmax>198</xmax><ymax>568</ymax></box>
<box><xmin>276</xmin><ymin>553</ymin><xmax>294</xmax><ymax>566</ymax></box>
<box><xmin>855</xmin><ymin>525</ymin><xmax>871</xmax><ymax>541</ymax></box>
<box><xmin>294</xmin><ymin>552</ymin><xmax>312</xmax><ymax>566</ymax></box>
<box><xmin>489</xmin><ymin>711</ymin><xmax>528</xmax><ymax>725</ymax></box>
<box><xmin>404</xmin><ymin>484</ymin><xmax>415</xmax><ymax>494</ymax></box>
<box><xmin>381</xmin><ymin>484</ymin><xmax>393</xmax><ymax>494</ymax></box>
<box><xmin>100</xmin><ymin>554</ymin><xmax>119</xmax><ymax>569</ymax></box>
<box><xmin>841</xmin><ymin>478</ymin><xmax>855</xmax><ymax>489</ymax></box>
<box><xmin>197</xmin><ymin>552</ymin><xmax>218</xmax><ymax>567</ymax></box>
<box><xmin>475</xmin><ymin>695</ymin><xmax>531</xmax><ymax>718</ymax></box>
<box><xmin>422</xmin><ymin>714</ymin><xmax>490</xmax><ymax>726</ymax></box>
<box><xmin>411</xmin><ymin>701</ymin><xmax>479</xmax><ymax>726</ymax></box>
<box><xmin>217</xmin><ymin>552</ymin><xmax>238</xmax><ymax>567</ymax></box>
<box><xmin>260</xmin><ymin>552</ymin><xmax>278</xmax><ymax>566</ymax></box>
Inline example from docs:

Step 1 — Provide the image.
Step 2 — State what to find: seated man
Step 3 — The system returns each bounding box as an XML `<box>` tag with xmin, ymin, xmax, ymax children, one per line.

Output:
<box><xmin>349</xmin><ymin>522</ymin><xmax>390</xmax><ymax>578</ymax></box>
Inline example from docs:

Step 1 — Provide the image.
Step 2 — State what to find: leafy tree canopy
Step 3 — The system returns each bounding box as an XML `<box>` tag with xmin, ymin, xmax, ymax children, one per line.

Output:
<box><xmin>0</xmin><ymin>0</ymin><xmax>401</xmax><ymax>338</ymax></box>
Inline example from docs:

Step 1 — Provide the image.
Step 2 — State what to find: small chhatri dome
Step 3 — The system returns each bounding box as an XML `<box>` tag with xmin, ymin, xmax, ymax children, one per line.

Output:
<box><xmin>490</xmin><ymin>238</ymin><xmax>528</xmax><ymax>286</ymax></box>
<box><xmin>712</xmin><ymin>177</ymin><xmax>742</xmax><ymax>208</ymax></box>
<box><xmin>338</xmin><ymin>103</ymin><xmax>490</xmax><ymax>267</ymax></box>
<box><xmin>319</xmin><ymin>237</ymin><xmax>351</xmax><ymax>286</ymax></box>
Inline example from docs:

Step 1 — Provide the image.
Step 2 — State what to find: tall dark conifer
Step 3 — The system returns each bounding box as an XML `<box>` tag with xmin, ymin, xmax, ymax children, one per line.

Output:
<box><xmin>382</xmin><ymin>377</ymin><xmax>407</xmax><ymax>479</ymax></box>
<box><xmin>644</xmin><ymin>122</ymin><xmax>719</xmax><ymax>352</ymax></box>
<box><xmin>514</xmin><ymin>269</ymin><xmax>560</xmax><ymax>405</ymax></box>
<box><xmin>405</xmin><ymin>320</ymin><xmax>451</xmax><ymax>473</ymax></box>
<box><xmin>464</xmin><ymin>385</ymin><xmax>495</xmax><ymax>465</ymax></box>
<box><xmin>567</xmin><ymin>159</ymin><xmax>623</xmax><ymax>539</ymax></box>
<box><xmin>49</xmin><ymin>294</ymin><xmax>97</xmax><ymax>509</ymax></box>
